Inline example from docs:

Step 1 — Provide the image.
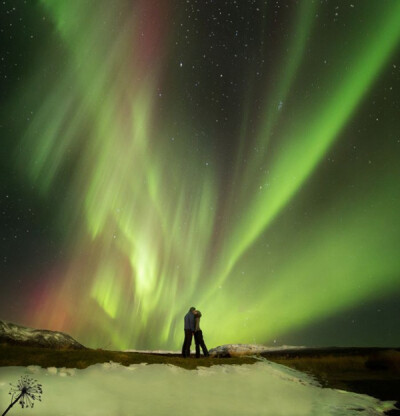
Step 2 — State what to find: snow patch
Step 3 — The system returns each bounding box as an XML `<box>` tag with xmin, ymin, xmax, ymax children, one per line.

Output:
<box><xmin>0</xmin><ymin>361</ymin><xmax>396</xmax><ymax>415</ymax></box>
<box><xmin>123</xmin><ymin>349</ymin><xmax>180</xmax><ymax>354</ymax></box>
<box><xmin>209</xmin><ymin>343</ymin><xmax>306</xmax><ymax>357</ymax></box>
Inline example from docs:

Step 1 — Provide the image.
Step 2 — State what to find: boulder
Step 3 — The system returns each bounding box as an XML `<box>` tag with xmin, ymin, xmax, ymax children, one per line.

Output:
<box><xmin>209</xmin><ymin>344</ymin><xmax>269</xmax><ymax>357</ymax></box>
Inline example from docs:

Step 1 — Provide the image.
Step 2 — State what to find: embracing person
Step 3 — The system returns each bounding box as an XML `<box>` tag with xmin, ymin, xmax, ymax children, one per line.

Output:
<box><xmin>193</xmin><ymin>310</ymin><xmax>209</xmax><ymax>358</ymax></box>
<box><xmin>181</xmin><ymin>307</ymin><xmax>209</xmax><ymax>358</ymax></box>
<box><xmin>182</xmin><ymin>307</ymin><xmax>196</xmax><ymax>358</ymax></box>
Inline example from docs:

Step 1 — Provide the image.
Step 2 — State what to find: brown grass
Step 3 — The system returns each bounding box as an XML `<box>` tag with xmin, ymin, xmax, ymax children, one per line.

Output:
<box><xmin>0</xmin><ymin>344</ymin><xmax>257</xmax><ymax>370</ymax></box>
<box><xmin>265</xmin><ymin>349</ymin><xmax>400</xmax><ymax>376</ymax></box>
<box><xmin>1</xmin><ymin>344</ymin><xmax>399</xmax><ymax>403</ymax></box>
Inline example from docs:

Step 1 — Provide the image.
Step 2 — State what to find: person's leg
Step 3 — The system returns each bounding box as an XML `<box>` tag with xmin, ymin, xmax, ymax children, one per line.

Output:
<box><xmin>194</xmin><ymin>332</ymin><xmax>200</xmax><ymax>358</ymax></box>
<box><xmin>201</xmin><ymin>341</ymin><xmax>209</xmax><ymax>357</ymax></box>
<box><xmin>198</xmin><ymin>331</ymin><xmax>209</xmax><ymax>356</ymax></box>
<box><xmin>182</xmin><ymin>332</ymin><xmax>187</xmax><ymax>357</ymax></box>
<box><xmin>188</xmin><ymin>331</ymin><xmax>193</xmax><ymax>357</ymax></box>
<box><xmin>182</xmin><ymin>331</ymin><xmax>189</xmax><ymax>357</ymax></box>
<box><xmin>184</xmin><ymin>330</ymin><xmax>192</xmax><ymax>357</ymax></box>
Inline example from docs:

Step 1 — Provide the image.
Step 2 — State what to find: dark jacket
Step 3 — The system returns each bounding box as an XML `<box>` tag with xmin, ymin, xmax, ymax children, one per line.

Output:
<box><xmin>184</xmin><ymin>309</ymin><xmax>195</xmax><ymax>331</ymax></box>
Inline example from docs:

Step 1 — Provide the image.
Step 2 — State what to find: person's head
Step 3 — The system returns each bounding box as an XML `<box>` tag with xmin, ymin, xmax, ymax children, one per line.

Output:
<box><xmin>189</xmin><ymin>306</ymin><xmax>196</xmax><ymax>314</ymax></box>
<box><xmin>195</xmin><ymin>310</ymin><xmax>202</xmax><ymax>318</ymax></box>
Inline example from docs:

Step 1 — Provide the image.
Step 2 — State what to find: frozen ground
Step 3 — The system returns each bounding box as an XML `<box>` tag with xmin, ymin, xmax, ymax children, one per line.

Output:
<box><xmin>0</xmin><ymin>360</ymin><xmax>396</xmax><ymax>416</ymax></box>
<box><xmin>123</xmin><ymin>344</ymin><xmax>306</xmax><ymax>355</ymax></box>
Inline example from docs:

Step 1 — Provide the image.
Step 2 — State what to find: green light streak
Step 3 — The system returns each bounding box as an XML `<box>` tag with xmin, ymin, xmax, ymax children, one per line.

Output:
<box><xmin>13</xmin><ymin>1</ymin><xmax>400</xmax><ymax>349</ymax></box>
<box><xmin>231</xmin><ymin>1</ymin><xmax>316</xmax><ymax>191</ymax></box>
<box><xmin>201</xmin><ymin>172</ymin><xmax>400</xmax><ymax>344</ymax></box>
<box><xmin>215</xmin><ymin>2</ymin><xmax>400</xmax><ymax>290</ymax></box>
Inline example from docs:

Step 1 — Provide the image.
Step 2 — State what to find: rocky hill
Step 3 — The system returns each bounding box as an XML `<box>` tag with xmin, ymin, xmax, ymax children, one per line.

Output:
<box><xmin>0</xmin><ymin>320</ymin><xmax>85</xmax><ymax>349</ymax></box>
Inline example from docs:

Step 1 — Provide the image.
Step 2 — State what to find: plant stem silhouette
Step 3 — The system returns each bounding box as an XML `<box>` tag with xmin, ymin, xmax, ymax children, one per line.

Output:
<box><xmin>2</xmin><ymin>392</ymin><xmax>23</xmax><ymax>416</ymax></box>
<box><xmin>2</xmin><ymin>376</ymin><xmax>42</xmax><ymax>415</ymax></box>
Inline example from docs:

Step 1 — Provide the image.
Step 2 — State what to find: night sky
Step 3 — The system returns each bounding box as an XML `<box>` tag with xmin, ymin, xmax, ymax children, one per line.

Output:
<box><xmin>1</xmin><ymin>0</ymin><xmax>399</xmax><ymax>350</ymax></box>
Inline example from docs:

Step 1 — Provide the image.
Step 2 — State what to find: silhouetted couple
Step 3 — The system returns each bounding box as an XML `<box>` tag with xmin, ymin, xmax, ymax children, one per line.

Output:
<box><xmin>182</xmin><ymin>307</ymin><xmax>209</xmax><ymax>358</ymax></box>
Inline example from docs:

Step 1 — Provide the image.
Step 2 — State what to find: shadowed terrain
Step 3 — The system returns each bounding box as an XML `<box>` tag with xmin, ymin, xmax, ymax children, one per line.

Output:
<box><xmin>1</xmin><ymin>344</ymin><xmax>399</xmax><ymax>414</ymax></box>
<box><xmin>261</xmin><ymin>348</ymin><xmax>400</xmax><ymax>415</ymax></box>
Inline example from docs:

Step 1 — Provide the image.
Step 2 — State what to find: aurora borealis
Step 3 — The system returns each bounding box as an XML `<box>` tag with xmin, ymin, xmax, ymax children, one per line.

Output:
<box><xmin>1</xmin><ymin>0</ymin><xmax>400</xmax><ymax>350</ymax></box>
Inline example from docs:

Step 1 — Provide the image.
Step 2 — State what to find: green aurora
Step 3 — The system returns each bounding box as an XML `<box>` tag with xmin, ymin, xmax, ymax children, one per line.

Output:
<box><xmin>4</xmin><ymin>0</ymin><xmax>400</xmax><ymax>349</ymax></box>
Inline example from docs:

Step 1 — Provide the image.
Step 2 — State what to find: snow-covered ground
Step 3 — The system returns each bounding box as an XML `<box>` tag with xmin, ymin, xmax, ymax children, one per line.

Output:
<box><xmin>123</xmin><ymin>344</ymin><xmax>306</xmax><ymax>355</ymax></box>
<box><xmin>0</xmin><ymin>360</ymin><xmax>396</xmax><ymax>415</ymax></box>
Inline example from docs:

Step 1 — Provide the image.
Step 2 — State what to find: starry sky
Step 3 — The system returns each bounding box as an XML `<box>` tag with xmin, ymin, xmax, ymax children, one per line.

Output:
<box><xmin>1</xmin><ymin>0</ymin><xmax>400</xmax><ymax>350</ymax></box>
